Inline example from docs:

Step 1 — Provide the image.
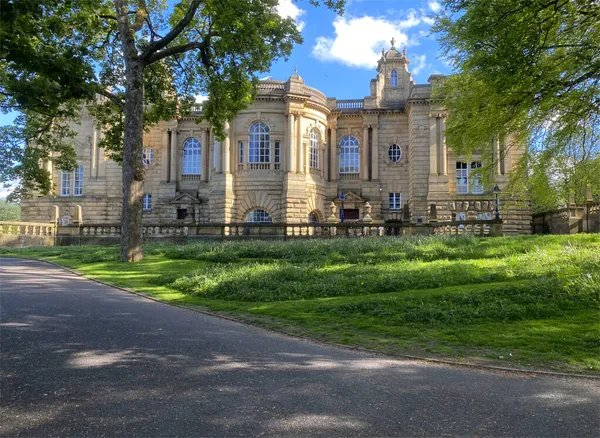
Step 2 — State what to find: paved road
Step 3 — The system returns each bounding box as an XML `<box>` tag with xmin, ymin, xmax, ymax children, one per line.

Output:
<box><xmin>1</xmin><ymin>258</ymin><xmax>599</xmax><ymax>437</ymax></box>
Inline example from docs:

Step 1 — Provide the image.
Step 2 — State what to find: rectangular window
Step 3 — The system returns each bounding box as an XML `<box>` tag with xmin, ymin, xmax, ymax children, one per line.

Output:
<box><xmin>310</xmin><ymin>143</ymin><xmax>319</xmax><ymax>169</ymax></box>
<box><xmin>143</xmin><ymin>194</ymin><xmax>152</xmax><ymax>211</ymax></box>
<box><xmin>389</xmin><ymin>193</ymin><xmax>402</xmax><ymax>210</ymax></box>
<box><xmin>73</xmin><ymin>166</ymin><xmax>84</xmax><ymax>196</ymax></box>
<box><xmin>456</xmin><ymin>161</ymin><xmax>469</xmax><ymax>194</ymax></box>
<box><xmin>60</xmin><ymin>171</ymin><xmax>71</xmax><ymax>196</ymax></box>
<box><xmin>239</xmin><ymin>141</ymin><xmax>244</xmax><ymax>164</ymax></box>
<box><xmin>471</xmin><ymin>161</ymin><xmax>483</xmax><ymax>194</ymax></box>
<box><xmin>274</xmin><ymin>141</ymin><xmax>280</xmax><ymax>163</ymax></box>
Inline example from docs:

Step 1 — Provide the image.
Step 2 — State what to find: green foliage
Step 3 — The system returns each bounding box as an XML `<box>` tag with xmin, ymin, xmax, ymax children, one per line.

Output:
<box><xmin>433</xmin><ymin>0</ymin><xmax>600</xmax><ymax>206</ymax></box>
<box><xmin>0</xmin><ymin>200</ymin><xmax>20</xmax><ymax>221</ymax></box>
<box><xmin>2</xmin><ymin>234</ymin><xmax>599</xmax><ymax>372</ymax></box>
<box><xmin>1</xmin><ymin>0</ymin><xmax>344</xmax><ymax>197</ymax></box>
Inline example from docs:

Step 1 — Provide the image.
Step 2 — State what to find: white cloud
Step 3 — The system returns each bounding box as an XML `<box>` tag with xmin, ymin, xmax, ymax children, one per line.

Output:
<box><xmin>428</xmin><ymin>1</ymin><xmax>442</xmax><ymax>12</ymax></box>
<box><xmin>312</xmin><ymin>13</ymin><xmax>429</xmax><ymax>69</ymax></box>
<box><xmin>276</xmin><ymin>0</ymin><xmax>306</xmax><ymax>31</ymax></box>
<box><xmin>412</xmin><ymin>54</ymin><xmax>427</xmax><ymax>74</ymax></box>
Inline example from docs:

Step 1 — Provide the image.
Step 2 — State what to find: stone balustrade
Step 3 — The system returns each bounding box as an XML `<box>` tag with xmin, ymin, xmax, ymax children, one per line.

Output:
<box><xmin>0</xmin><ymin>221</ymin><xmax>56</xmax><ymax>247</ymax></box>
<box><xmin>431</xmin><ymin>220</ymin><xmax>499</xmax><ymax>236</ymax></box>
<box><xmin>75</xmin><ymin>220</ymin><xmax>503</xmax><ymax>241</ymax></box>
<box><xmin>0</xmin><ymin>221</ymin><xmax>56</xmax><ymax>236</ymax></box>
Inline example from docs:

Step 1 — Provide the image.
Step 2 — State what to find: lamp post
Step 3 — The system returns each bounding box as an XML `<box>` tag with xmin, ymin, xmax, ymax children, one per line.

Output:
<box><xmin>493</xmin><ymin>184</ymin><xmax>501</xmax><ymax>220</ymax></box>
<box><xmin>339</xmin><ymin>192</ymin><xmax>345</xmax><ymax>223</ymax></box>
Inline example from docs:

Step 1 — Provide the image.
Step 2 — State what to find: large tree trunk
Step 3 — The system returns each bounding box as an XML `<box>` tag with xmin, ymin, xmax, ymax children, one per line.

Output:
<box><xmin>120</xmin><ymin>60</ymin><xmax>145</xmax><ymax>262</ymax></box>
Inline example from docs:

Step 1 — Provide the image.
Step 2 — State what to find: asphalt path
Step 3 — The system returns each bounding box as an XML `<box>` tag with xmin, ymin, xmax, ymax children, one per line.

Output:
<box><xmin>1</xmin><ymin>257</ymin><xmax>599</xmax><ymax>437</ymax></box>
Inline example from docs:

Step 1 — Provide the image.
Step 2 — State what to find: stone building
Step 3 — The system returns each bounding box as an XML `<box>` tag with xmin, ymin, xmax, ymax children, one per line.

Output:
<box><xmin>21</xmin><ymin>44</ymin><xmax>531</xmax><ymax>234</ymax></box>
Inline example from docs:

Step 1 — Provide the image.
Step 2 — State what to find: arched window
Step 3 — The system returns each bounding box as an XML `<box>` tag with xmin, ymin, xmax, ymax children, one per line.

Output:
<box><xmin>182</xmin><ymin>138</ymin><xmax>201</xmax><ymax>175</ymax></box>
<box><xmin>388</xmin><ymin>144</ymin><xmax>401</xmax><ymax>162</ymax></box>
<box><xmin>310</xmin><ymin>129</ymin><xmax>319</xmax><ymax>169</ymax></box>
<box><xmin>308</xmin><ymin>211</ymin><xmax>320</xmax><ymax>224</ymax></box>
<box><xmin>249</xmin><ymin>122</ymin><xmax>270</xmax><ymax>163</ymax></box>
<box><xmin>142</xmin><ymin>147</ymin><xmax>154</xmax><ymax>165</ymax></box>
<box><xmin>244</xmin><ymin>209</ymin><xmax>273</xmax><ymax>223</ymax></box>
<box><xmin>390</xmin><ymin>70</ymin><xmax>398</xmax><ymax>88</ymax></box>
<box><xmin>339</xmin><ymin>136</ymin><xmax>360</xmax><ymax>174</ymax></box>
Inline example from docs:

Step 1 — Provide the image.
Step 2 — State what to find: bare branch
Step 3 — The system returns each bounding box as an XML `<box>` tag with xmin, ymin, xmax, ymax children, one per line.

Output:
<box><xmin>141</xmin><ymin>0</ymin><xmax>203</xmax><ymax>62</ymax></box>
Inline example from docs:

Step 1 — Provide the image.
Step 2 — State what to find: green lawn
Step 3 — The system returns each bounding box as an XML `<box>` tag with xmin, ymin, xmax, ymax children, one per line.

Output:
<box><xmin>2</xmin><ymin>234</ymin><xmax>599</xmax><ymax>374</ymax></box>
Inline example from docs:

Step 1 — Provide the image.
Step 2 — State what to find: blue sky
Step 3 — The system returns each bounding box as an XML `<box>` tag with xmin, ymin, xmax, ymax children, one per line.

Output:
<box><xmin>0</xmin><ymin>0</ymin><xmax>450</xmax><ymax>126</ymax></box>
<box><xmin>268</xmin><ymin>0</ymin><xmax>451</xmax><ymax>98</ymax></box>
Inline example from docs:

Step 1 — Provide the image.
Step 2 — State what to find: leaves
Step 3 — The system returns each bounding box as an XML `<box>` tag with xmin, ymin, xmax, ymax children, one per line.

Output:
<box><xmin>1</xmin><ymin>0</ymin><xmax>343</xmax><ymax>197</ymax></box>
<box><xmin>433</xmin><ymin>0</ymin><xmax>600</xmax><ymax>207</ymax></box>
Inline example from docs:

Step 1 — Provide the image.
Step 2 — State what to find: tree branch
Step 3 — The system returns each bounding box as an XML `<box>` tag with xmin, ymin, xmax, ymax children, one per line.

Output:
<box><xmin>96</xmin><ymin>88</ymin><xmax>124</xmax><ymax>109</ymax></box>
<box><xmin>141</xmin><ymin>0</ymin><xmax>203</xmax><ymax>61</ymax></box>
<box><xmin>146</xmin><ymin>41</ymin><xmax>204</xmax><ymax>65</ymax></box>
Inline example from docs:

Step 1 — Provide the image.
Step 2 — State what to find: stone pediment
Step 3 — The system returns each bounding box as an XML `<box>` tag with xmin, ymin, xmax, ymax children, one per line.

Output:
<box><xmin>338</xmin><ymin>192</ymin><xmax>364</xmax><ymax>203</ymax></box>
<box><xmin>171</xmin><ymin>193</ymin><xmax>202</xmax><ymax>204</ymax></box>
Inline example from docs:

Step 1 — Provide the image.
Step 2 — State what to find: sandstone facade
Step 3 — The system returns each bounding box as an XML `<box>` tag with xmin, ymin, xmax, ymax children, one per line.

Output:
<box><xmin>21</xmin><ymin>46</ymin><xmax>532</xmax><ymax>234</ymax></box>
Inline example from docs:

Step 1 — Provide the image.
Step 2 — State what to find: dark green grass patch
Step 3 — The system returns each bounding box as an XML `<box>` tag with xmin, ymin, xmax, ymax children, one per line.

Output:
<box><xmin>2</xmin><ymin>234</ymin><xmax>599</xmax><ymax>373</ymax></box>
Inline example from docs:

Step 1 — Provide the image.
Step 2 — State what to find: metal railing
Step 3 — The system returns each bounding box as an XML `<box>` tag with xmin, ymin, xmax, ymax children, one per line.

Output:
<box><xmin>336</xmin><ymin>100</ymin><xmax>364</xmax><ymax>110</ymax></box>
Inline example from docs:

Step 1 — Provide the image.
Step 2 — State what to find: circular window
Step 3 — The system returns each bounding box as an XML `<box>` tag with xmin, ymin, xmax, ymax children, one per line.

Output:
<box><xmin>388</xmin><ymin>144</ymin><xmax>401</xmax><ymax>162</ymax></box>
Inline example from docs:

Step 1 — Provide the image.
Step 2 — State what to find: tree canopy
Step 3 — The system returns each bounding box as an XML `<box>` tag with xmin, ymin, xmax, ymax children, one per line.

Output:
<box><xmin>433</xmin><ymin>0</ymin><xmax>600</xmax><ymax>209</ymax></box>
<box><xmin>1</xmin><ymin>0</ymin><xmax>344</xmax><ymax>261</ymax></box>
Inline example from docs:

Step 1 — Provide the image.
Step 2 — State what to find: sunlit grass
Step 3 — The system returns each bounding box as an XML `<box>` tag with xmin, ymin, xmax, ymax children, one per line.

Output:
<box><xmin>2</xmin><ymin>234</ymin><xmax>599</xmax><ymax>373</ymax></box>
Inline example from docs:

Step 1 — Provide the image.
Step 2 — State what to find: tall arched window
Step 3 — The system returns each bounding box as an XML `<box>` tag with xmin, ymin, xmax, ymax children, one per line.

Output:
<box><xmin>182</xmin><ymin>138</ymin><xmax>201</xmax><ymax>175</ymax></box>
<box><xmin>310</xmin><ymin>129</ymin><xmax>319</xmax><ymax>169</ymax></box>
<box><xmin>244</xmin><ymin>209</ymin><xmax>272</xmax><ymax>223</ymax></box>
<box><xmin>249</xmin><ymin>122</ymin><xmax>270</xmax><ymax>163</ymax></box>
<box><xmin>339</xmin><ymin>136</ymin><xmax>360</xmax><ymax>174</ymax></box>
<box><xmin>390</xmin><ymin>70</ymin><xmax>398</xmax><ymax>88</ymax></box>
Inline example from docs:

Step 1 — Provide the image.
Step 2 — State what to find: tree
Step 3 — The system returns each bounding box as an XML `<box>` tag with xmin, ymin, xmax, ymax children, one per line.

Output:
<box><xmin>432</xmin><ymin>0</ymin><xmax>600</xmax><ymax>203</ymax></box>
<box><xmin>1</xmin><ymin>0</ymin><xmax>344</xmax><ymax>262</ymax></box>
<box><xmin>0</xmin><ymin>199</ymin><xmax>20</xmax><ymax>221</ymax></box>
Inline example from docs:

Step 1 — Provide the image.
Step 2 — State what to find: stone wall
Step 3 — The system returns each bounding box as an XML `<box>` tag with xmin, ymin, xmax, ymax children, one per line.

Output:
<box><xmin>533</xmin><ymin>203</ymin><xmax>600</xmax><ymax>234</ymax></box>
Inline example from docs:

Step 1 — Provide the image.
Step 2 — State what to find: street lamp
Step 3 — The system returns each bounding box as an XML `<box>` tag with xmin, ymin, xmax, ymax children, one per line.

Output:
<box><xmin>493</xmin><ymin>184</ymin><xmax>501</xmax><ymax>220</ymax></box>
<box><xmin>339</xmin><ymin>192</ymin><xmax>345</xmax><ymax>223</ymax></box>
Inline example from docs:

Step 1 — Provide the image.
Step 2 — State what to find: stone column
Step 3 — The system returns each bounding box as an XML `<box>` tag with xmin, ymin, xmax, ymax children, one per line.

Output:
<box><xmin>441</xmin><ymin>117</ymin><xmax>448</xmax><ymax>176</ymax></box>
<box><xmin>160</xmin><ymin>129</ymin><xmax>169</xmax><ymax>182</ymax></box>
<box><xmin>169</xmin><ymin>128</ymin><xmax>177</xmax><ymax>182</ymax></box>
<box><xmin>223</xmin><ymin>121</ymin><xmax>231</xmax><ymax>173</ymax></box>
<box><xmin>429</xmin><ymin>115</ymin><xmax>438</xmax><ymax>175</ymax></box>
<box><xmin>286</xmin><ymin>113</ymin><xmax>294</xmax><ymax>172</ymax></box>
<box><xmin>493</xmin><ymin>136</ymin><xmax>501</xmax><ymax>176</ymax></box>
<box><xmin>296</xmin><ymin>114</ymin><xmax>303</xmax><ymax>173</ymax></box>
<box><xmin>91</xmin><ymin>126</ymin><xmax>98</xmax><ymax>178</ymax></box>
<box><xmin>362</xmin><ymin>126</ymin><xmax>369</xmax><ymax>180</ymax></box>
<box><xmin>201</xmin><ymin>129</ymin><xmax>209</xmax><ymax>181</ymax></box>
<box><xmin>330</xmin><ymin>124</ymin><xmax>338</xmax><ymax>181</ymax></box>
<box><xmin>372</xmin><ymin>125</ymin><xmax>379</xmax><ymax>180</ymax></box>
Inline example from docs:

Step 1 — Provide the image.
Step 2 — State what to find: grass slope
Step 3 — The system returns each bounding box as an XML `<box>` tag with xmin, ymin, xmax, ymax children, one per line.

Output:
<box><xmin>2</xmin><ymin>234</ymin><xmax>599</xmax><ymax>374</ymax></box>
